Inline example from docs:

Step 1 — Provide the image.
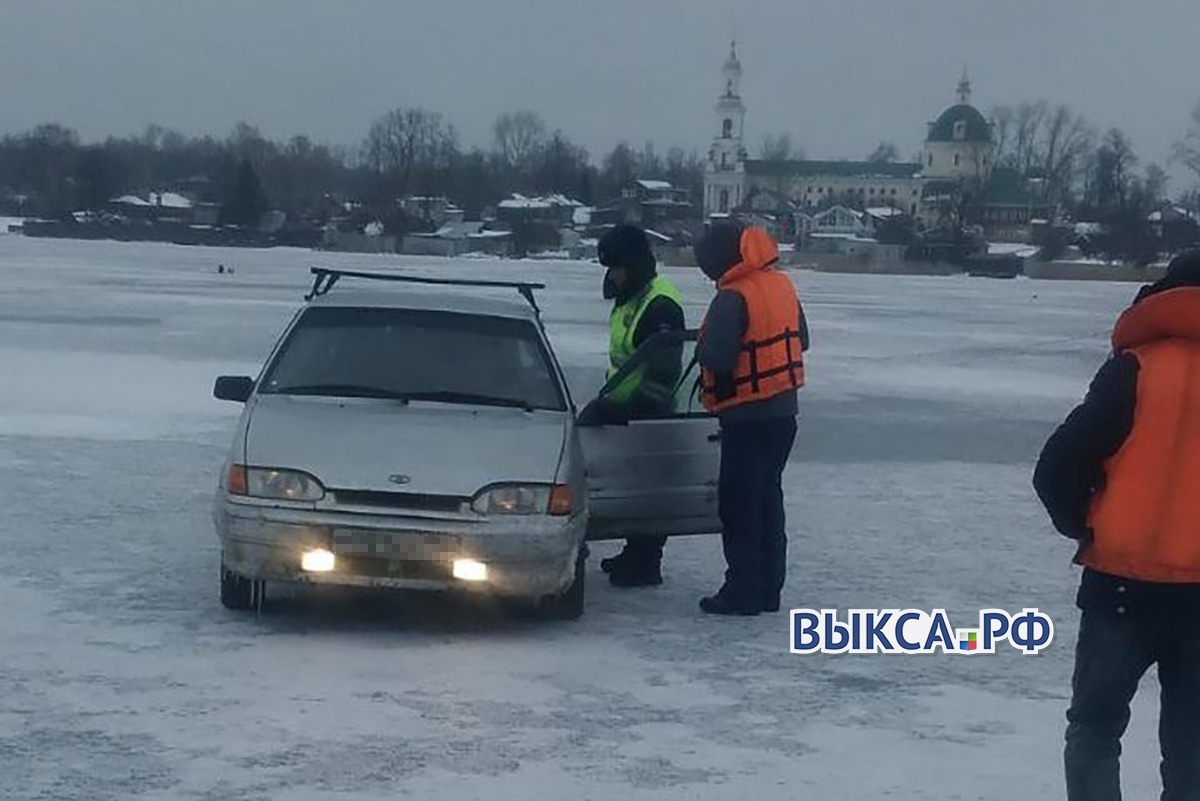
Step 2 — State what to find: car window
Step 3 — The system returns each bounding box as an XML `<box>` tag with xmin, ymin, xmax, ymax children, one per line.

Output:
<box><xmin>597</xmin><ymin>331</ymin><xmax>709</xmax><ymax>418</ymax></box>
<box><xmin>259</xmin><ymin>307</ymin><xmax>567</xmax><ymax>412</ymax></box>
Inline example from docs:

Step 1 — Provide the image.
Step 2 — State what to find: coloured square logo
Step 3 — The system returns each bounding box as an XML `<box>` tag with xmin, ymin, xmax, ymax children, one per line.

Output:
<box><xmin>959</xmin><ymin>631</ymin><xmax>978</xmax><ymax>652</ymax></box>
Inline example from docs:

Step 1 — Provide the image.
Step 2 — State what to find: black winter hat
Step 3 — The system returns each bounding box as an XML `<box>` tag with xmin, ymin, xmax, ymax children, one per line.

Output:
<box><xmin>694</xmin><ymin>221</ymin><xmax>745</xmax><ymax>282</ymax></box>
<box><xmin>1135</xmin><ymin>250</ymin><xmax>1200</xmax><ymax>303</ymax></box>
<box><xmin>598</xmin><ymin>224</ymin><xmax>656</xmax><ymax>277</ymax></box>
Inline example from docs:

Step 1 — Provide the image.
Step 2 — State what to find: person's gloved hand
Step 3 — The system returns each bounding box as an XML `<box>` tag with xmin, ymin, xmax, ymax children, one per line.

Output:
<box><xmin>577</xmin><ymin>397</ymin><xmax>630</xmax><ymax>427</ymax></box>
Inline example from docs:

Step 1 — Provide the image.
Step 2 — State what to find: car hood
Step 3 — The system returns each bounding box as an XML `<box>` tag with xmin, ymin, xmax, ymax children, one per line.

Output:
<box><xmin>244</xmin><ymin>395</ymin><xmax>570</xmax><ymax>497</ymax></box>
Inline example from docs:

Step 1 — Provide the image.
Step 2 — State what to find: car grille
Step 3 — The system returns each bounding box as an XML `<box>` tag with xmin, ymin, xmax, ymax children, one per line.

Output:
<box><xmin>330</xmin><ymin>490</ymin><xmax>470</xmax><ymax>515</ymax></box>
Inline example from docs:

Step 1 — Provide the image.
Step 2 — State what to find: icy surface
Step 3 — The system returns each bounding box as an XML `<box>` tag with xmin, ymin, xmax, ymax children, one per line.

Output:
<box><xmin>0</xmin><ymin>238</ymin><xmax>1161</xmax><ymax>799</ymax></box>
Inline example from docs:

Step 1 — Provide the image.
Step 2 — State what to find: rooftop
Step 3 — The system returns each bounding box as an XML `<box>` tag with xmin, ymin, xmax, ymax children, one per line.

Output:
<box><xmin>498</xmin><ymin>193</ymin><xmax>583</xmax><ymax>210</ymax></box>
<box><xmin>745</xmin><ymin>160</ymin><xmax>922</xmax><ymax>179</ymax></box>
<box><xmin>110</xmin><ymin>192</ymin><xmax>194</xmax><ymax>209</ymax></box>
<box><xmin>637</xmin><ymin>179</ymin><xmax>674</xmax><ymax>191</ymax></box>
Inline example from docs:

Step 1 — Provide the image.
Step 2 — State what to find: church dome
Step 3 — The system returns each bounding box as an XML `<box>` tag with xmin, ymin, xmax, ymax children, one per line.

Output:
<box><xmin>928</xmin><ymin>104</ymin><xmax>991</xmax><ymax>143</ymax></box>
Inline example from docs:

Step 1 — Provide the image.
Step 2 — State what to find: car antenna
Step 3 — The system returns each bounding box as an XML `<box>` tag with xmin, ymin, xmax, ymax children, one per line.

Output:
<box><xmin>306</xmin><ymin>267</ymin><xmax>545</xmax><ymax>318</ymax></box>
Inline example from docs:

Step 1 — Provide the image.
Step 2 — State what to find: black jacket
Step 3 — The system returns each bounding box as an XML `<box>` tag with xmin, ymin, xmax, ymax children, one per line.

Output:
<box><xmin>1034</xmin><ymin>263</ymin><xmax>1200</xmax><ymax>614</ymax></box>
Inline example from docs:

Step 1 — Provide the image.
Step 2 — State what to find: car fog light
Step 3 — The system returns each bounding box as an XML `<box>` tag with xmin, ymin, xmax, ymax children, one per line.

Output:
<box><xmin>453</xmin><ymin>559</ymin><xmax>488</xmax><ymax>582</ymax></box>
<box><xmin>301</xmin><ymin>549</ymin><xmax>336</xmax><ymax>573</ymax></box>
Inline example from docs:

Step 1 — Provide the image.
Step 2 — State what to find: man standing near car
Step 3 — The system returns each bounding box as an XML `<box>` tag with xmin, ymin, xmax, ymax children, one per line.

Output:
<box><xmin>580</xmin><ymin>224</ymin><xmax>685</xmax><ymax>588</ymax></box>
<box><xmin>694</xmin><ymin>222</ymin><xmax>808</xmax><ymax>616</ymax></box>
<box><xmin>1034</xmin><ymin>251</ymin><xmax>1200</xmax><ymax>800</ymax></box>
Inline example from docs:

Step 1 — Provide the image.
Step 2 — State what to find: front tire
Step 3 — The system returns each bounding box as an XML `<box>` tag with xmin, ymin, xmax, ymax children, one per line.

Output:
<box><xmin>538</xmin><ymin>546</ymin><xmax>587</xmax><ymax>621</ymax></box>
<box><xmin>220</xmin><ymin>557</ymin><xmax>262</xmax><ymax>611</ymax></box>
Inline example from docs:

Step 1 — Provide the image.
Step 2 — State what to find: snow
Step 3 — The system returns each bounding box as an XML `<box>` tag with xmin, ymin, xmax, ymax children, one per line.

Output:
<box><xmin>500</xmin><ymin>194</ymin><xmax>583</xmax><ymax>210</ymax></box>
<box><xmin>110</xmin><ymin>192</ymin><xmax>194</xmax><ymax>209</ymax></box>
<box><xmin>637</xmin><ymin>180</ymin><xmax>674</xmax><ymax>191</ymax></box>
<box><xmin>864</xmin><ymin>206</ymin><xmax>903</xmax><ymax>219</ymax></box>
<box><xmin>988</xmin><ymin>243</ymin><xmax>1040</xmax><ymax>258</ymax></box>
<box><xmin>111</xmin><ymin>194</ymin><xmax>152</xmax><ymax>206</ymax></box>
<box><xmin>152</xmin><ymin>192</ymin><xmax>194</xmax><ymax>209</ymax></box>
<box><xmin>0</xmin><ymin>236</ymin><xmax>1163</xmax><ymax>799</ymax></box>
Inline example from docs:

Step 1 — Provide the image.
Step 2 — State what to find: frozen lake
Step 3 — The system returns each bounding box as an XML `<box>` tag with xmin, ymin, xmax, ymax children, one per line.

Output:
<box><xmin>0</xmin><ymin>237</ymin><xmax>1161</xmax><ymax>799</ymax></box>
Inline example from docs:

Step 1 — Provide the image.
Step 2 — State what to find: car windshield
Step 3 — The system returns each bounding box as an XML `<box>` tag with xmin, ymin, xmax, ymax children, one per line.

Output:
<box><xmin>259</xmin><ymin>306</ymin><xmax>567</xmax><ymax>412</ymax></box>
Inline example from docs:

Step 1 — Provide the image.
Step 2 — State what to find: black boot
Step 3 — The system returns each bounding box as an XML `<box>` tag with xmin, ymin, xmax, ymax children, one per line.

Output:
<box><xmin>699</xmin><ymin>592</ymin><xmax>760</xmax><ymax>616</ymax></box>
<box><xmin>599</xmin><ymin>552</ymin><xmax>627</xmax><ymax>574</ymax></box>
<box><xmin>608</xmin><ymin>559</ymin><xmax>663</xmax><ymax>588</ymax></box>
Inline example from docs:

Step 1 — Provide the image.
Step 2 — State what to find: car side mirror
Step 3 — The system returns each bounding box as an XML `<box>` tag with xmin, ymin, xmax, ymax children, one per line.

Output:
<box><xmin>214</xmin><ymin>376</ymin><xmax>255</xmax><ymax>403</ymax></box>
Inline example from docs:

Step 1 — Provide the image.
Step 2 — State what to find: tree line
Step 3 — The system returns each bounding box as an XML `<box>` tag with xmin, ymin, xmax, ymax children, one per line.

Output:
<box><xmin>1</xmin><ymin>99</ymin><xmax>1198</xmax><ymax>249</ymax></box>
<box><xmin>0</xmin><ymin>110</ymin><xmax>706</xmax><ymax>233</ymax></box>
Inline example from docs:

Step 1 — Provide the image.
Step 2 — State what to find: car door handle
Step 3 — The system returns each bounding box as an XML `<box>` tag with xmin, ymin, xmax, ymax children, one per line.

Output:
<box><xmin>707</xmin><ymin>432</ymin><xmax>722</xmax><ymax>442</ymax></box>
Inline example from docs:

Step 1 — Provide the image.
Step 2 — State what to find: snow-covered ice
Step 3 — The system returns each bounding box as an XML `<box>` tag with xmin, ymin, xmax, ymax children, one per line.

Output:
<box><xmin>0</xmin><ymin>237</ymin><xmax>1163</xmax><ymax>799</ymax></box>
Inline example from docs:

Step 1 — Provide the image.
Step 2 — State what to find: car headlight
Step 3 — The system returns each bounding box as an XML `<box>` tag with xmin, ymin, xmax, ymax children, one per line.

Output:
<box><xmin>471</xmin><ymin>484</ymin><xmax>574</xmax><ymax>517</ymax></box>
<box><xmin>227</xmin><ymin>465</ymin><xmax>325</xmax><ymax>502</ymax></box>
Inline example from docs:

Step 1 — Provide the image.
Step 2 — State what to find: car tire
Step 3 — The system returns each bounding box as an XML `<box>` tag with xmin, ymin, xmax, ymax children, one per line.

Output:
<box><xmin>538</xmin><ymin>546</ymin><xmax>587</xmax><ymax>621</ymax></box>
<box><xmin>220</xmin><ymin>557</ymin><xmax>261</xmax><ymax>611</ymax></box>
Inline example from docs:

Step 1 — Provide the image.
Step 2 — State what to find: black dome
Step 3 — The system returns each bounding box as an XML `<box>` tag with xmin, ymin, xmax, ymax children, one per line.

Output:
<box><xmin>928</xmin><ymin>104</ymin><xmax>991</xmax><ymax>143</ymax></box>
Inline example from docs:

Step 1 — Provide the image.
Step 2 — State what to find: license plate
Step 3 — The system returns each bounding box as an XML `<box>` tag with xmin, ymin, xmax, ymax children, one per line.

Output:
<box><xmin>331</xmin><ymin>530</ymin><xmax>460</xmax><ymax>560</ymax></box>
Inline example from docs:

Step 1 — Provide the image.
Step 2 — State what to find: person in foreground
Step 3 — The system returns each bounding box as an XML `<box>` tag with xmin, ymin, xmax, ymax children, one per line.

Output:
<box><xmin>580</xmin><ymin>224</ymin><xmax>685</xmax><ymax>588</ymax></box>
<box><xmin>694</xmin><ymin>222</ymin><xmax>808</xmax><ymax>616</ymax></box>
<box><xmin>1034</xmin><ymin>250</ymin><xmax>1200</xmax><ymax>801</ymax></box>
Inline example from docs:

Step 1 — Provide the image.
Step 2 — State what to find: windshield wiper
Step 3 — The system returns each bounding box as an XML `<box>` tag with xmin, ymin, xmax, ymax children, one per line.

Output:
<box><xmin>269</xmin><ymin>384</ymin><xmax>413</xmax><ymax>401</ymax></box>
<box><xmin>270</xmin><ymin>385</ymin><xmax>542</xmax><ymax>411</ymax></box>
<box><xmin>398</xmin><ymin>391</ymin><xmax>538</xmax><ymax>412</ymax></box>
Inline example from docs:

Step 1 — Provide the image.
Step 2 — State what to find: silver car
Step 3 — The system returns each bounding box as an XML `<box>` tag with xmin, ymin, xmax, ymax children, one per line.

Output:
<box><xmin>212</xmin><ymin>269</ymin><xmax>721</xmax><ymax>619</ymax></box>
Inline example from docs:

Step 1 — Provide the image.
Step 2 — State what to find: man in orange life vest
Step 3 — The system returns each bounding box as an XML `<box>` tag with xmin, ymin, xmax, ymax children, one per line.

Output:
<box><xmin>694</xmin><ymin>222</ymin><xmax>808</xmax><ymax>616</ymax></box>
<box><xmin>1035</xmin><ymin>251</ymin><xmax>1200</xmax><ymax>800</ymax></box>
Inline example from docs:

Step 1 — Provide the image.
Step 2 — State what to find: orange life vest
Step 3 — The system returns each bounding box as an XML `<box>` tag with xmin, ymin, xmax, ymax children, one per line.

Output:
<box><xmin>700</xmin><ymin>227</ymin><xmax>805</xmax><ymax>414</ymax></box>
<box><xmin>1084</xmin><ymin>287</ymin><xmax>1200</xmax><ymax>583</ymax></box>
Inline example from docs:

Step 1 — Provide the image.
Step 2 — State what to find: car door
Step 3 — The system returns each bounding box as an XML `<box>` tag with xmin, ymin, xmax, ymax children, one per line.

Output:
<box><xmin>577</xmin><ymin>330</ymin><xmax>722</xmax><ymax>541</ymax></box>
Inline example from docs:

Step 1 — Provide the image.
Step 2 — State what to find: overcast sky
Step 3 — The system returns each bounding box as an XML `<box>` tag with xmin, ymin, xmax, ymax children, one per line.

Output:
<box><xmin>1</xmin><ymin>0</ymin><xmax>1197</xmax><ymax>184</ymax></box>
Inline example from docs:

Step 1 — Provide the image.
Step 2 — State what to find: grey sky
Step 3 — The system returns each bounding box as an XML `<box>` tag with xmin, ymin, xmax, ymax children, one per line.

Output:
<box><xmin>1</xmin><ymin>0</ymin><xmax>1197</xmax><ymax>185</ymax></box>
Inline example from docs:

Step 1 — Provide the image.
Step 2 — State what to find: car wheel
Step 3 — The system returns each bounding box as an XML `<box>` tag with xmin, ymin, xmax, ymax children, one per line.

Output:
<box><xmin>220</xmin><ymin>557</ymin><xmax>262</xmax><ymax>611</ymax></box>
<box><xmin>538</xmin><ymin>546</ymin><xmax>586</xmax><ymax>621</ymax></box>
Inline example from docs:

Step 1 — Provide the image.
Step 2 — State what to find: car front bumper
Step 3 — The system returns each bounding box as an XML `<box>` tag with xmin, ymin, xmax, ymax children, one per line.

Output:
<box><xmin>214</xmin><ymin>498</ymin><xmax>586</xmax><ymax>599</ymax></box>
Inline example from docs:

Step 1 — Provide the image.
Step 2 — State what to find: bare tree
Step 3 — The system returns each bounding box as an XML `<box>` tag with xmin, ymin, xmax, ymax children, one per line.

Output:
<box><xmin>1011</xmin><ymin>101</ymin><xmax>1049</xmax><ymax>176</ymax></box>
<box><xmin>363</xmin><ymin>107</ymin><xmax>458</xmax><ymax>200</ymax></box>
<box><xmin>599</xmin><ymin>142</ymin><xmax>637</xmax><ymax>199</ymax></box>
<box><xmin>1038</xmin><ymin>105</ymin><xmax>1095</xmax><ymax>204</ymax></box>
<box><xmin>867</xmin><ymin>141</ymin><xmax>900</xmax><ymax>163</ymax></box>
<box><xmin>1175</xmin><ymin>101</ymin><xmax>1200</xmax><ymax>190</ymax></box>
<box><xmin>532</xmin><ymin>130</ymin><xmax>590</xmax><ymax>197</ymax></box>
<box><xmin>636</xmin><ymin>141</ymin><xmax>664</xmax><ymax>177</ymax></box>
<box><xmin>493</xmin><ymin>111</ymin><xmax>547</xmax><ymax>171</ymax></box>
<box><xmin>991</xmin><ymin>106</ymin><xmax>1014</xmax><ymax>166</ymax></box>
<box><xmin>992</xmin><ymin>101</ymin><xmax>1095</xmax><ymax>205</ymax></box>
<box><xmin>1144</xmin><ymin>163</ymin><xmax>1170</xmax><ymax>206</ymax></box>
<box><xmin>759</xmin><ymin>133</ymin><xmax>794</xmax><ymax>162</ymax></box>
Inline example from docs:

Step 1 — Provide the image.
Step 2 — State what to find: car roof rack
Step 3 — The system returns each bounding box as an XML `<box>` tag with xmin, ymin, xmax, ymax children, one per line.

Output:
<box><xmin>306</xmin><ymin>267</ymin><xmax>546</xmax><ymax>317</ymax></box>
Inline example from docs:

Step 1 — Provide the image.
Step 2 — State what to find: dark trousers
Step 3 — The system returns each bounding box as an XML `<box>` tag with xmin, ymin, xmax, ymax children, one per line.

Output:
<box><xmin>716</xmin><ymin>416</ymin><xmax>797</xmax><ymax>608</ymax></box>
<box><xmin>1066</xmin><ymin>608</ymin><xmax>1200</xmax><ymax>801</ymax></box>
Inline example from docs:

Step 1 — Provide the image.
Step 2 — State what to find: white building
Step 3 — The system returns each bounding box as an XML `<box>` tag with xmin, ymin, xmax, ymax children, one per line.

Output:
<box><xmin>702</xmin><ymin>49</ymin><xmax>1012</xmax><ymax>233</ymax></box>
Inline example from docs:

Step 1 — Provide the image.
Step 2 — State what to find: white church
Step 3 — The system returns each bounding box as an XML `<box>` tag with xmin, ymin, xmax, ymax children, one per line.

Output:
<box><xmin>702</xmin><ymin>43</ymin><xmax>1034</xmax><ymax>238</ymax></box>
